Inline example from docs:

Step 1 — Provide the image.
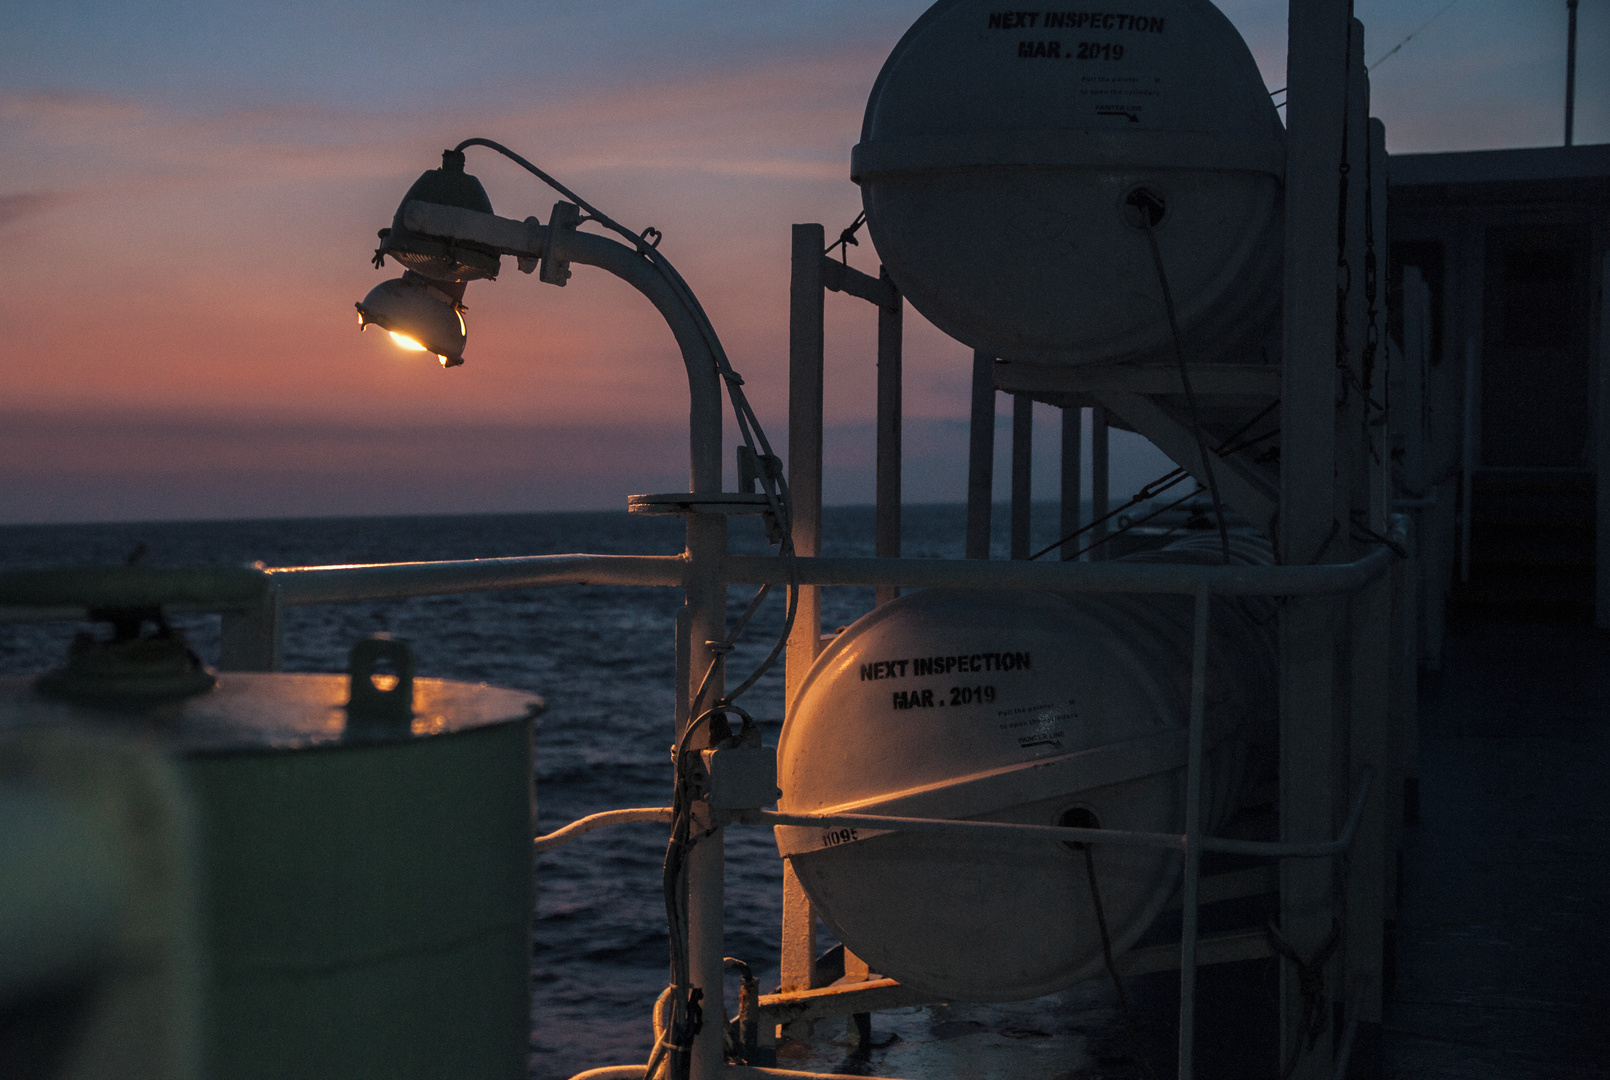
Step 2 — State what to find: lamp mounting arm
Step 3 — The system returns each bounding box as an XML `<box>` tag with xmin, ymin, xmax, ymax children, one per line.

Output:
<box><xmin>401</xmin><ymin>199</ymin><xmax>722</xmax><ymax>495</ymax></box>
<box><xmin>403</xmin><ymin>201</ymin><xmax>547</xmax><ymax>261</ymax></box>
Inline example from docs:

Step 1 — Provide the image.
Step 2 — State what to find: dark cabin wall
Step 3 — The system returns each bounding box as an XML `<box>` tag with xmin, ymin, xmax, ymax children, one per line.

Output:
<box><xmin>1387</xmin><ymin>146</ymin><xmax>1610</xmax><ymax>625</ymax></box>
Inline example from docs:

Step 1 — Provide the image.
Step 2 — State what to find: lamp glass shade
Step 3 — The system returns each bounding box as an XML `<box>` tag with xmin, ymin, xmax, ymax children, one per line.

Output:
<box><xmin>356</xmin><ymin>273</ymin><xmax>467</xmax><ymax>367</ymax></box>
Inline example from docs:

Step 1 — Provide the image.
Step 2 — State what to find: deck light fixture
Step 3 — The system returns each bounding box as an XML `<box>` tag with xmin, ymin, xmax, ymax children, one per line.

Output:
<box><xmin>352</xmin><ymin>137</ymin><xmax>799</xmax><ymax>1080</ymax></box>
<box><xmin>356</xmin><ymin>272</ymin><xmax>468</xmax><ymax>367</ymax></box>
<box><xmin>359</xmin><ymin>148</ymin><xmax>499</xmax><ymax>366</ymax></box>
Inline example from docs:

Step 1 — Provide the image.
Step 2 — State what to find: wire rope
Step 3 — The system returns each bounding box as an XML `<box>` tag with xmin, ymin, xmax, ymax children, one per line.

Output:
<box><xmin>1082</xmin><ymin>843</ymin><xmax>1156</xmax><ymax>1080</ymax></box>
<box><xmin>1028</xmin><ymin>399</ymin><xmax>1278</xmax><ymax>562</ymax></box>
<box><xmin>1134</xmin><ymin>202</ymin><xmax>1231</xmax><ymax>564</ymax></box>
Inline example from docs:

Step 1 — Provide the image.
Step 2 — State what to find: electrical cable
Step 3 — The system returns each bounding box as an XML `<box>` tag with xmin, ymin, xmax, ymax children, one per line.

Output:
<box><xmin>641</xmin><ymin>987</ymin><xmax>676</xmax><ymax>1080</ymax></box>
<box><xmin>657</xmin><ymin>703</ymin><xmax>760</xmax><ymax>1080</ymax></box>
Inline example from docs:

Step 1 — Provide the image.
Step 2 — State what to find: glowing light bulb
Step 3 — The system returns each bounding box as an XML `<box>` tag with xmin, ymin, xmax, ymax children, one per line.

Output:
<box><xmin>388</xmin><ymin>331</ymin><xmax>428</xmax><ymax>352</ymax></box>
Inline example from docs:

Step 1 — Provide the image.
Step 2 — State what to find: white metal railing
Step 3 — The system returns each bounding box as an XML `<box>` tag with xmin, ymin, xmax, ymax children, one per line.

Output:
<box><xmin>2</xmin><ymin>517</ymin><xmax>1405</xmax><ymax>1080</ymax></box>
<box><xmin>244</xmin><ymin>540</ymin><xmax>1397</xmax><ymax>609</ymax></box>
<box><xmin>246</xmin><ymin>514</ymin><xmax>1402</xmax><ymax>1080</ymax></box>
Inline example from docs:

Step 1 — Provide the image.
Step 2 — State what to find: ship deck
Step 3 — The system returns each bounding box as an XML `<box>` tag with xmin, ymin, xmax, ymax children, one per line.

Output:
<box><xmin>774</xmin><ymin>615</ymin><xmax>1610</xmax><ymax>1079</ymax></box>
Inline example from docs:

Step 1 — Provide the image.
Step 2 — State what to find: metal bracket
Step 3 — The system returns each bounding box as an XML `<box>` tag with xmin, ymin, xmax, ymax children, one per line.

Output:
<box><xmin>345</xmin><ymin>634</ymin><xmax>415</xmax><ymax>731</ymax></box>
<box><xmin>540</xmin><ymin>201</ymin><xmax>581</xmax><ymax>285</ymax></box>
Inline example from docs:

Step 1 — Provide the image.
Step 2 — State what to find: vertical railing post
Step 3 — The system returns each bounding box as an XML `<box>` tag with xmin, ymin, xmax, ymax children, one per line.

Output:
<box><xmin>1061</xmin><ymin>407</ymin><xmax>1083</xmax><ymax>561</ymax></box>
<box><xmin>781</xmin><ymin>224</ymin><xmax>827</xmax><ymax>1005</ymax></box>
<box><xmin>1177</xmin><ymin>586</ymin><xmax>1211</xmax><ymax>1080</ymax></box>
<box><xmin>966</xmin><ymin>351</ymin><xmax>996</xmax><ymax>559</ymax></box>
<box><xmin>875</xmin><ymin>269</ymin><xmax>904</xmax><ymax>606</ymax></box>
<box><xmin>1011</xmin><ymin>394</ymin><xmax>1033</xmax><ymax>559</ymax></box>
<box><xmin>1340</xmin><ymin>109</ymin><xmax>1393</xmax><ymax>1076</ymax></box>
<box><xmin>1459</xmin><ymin>338</ymin><xmax>1478</xmax><ymax>583</ymax></box>
<box><xmin>1090</xmin><ymin>407</ymin><xmax>1110</xmax><ymax>560</ymax></box>
<box><xmin>1368</xmin><ymin>117</ymin><xmax>1392</xmax><ymax>531</ymax></box>
<box><xmin>1346</xmin><ymin>565</ymin><xmax>1393</xmax><ymax>1067</ymax></box>
<box><xmin>1566</xmin><ymin>0</ymin><xmax>1579</xmax><ymax>146</ymax></box>
<box><xmin>685</xmin><ymin>513</ymin><xmax>728</xmax><ymax>1080</ymax></box>
<box><xmin>218</xmin><ymin>585</ymin><xmax>282</xmax><ymax>671</ymax></box>
<box><xmin>1594</xmin><ymin>251</ymin><xmax>1610</xmax><ymax>626</ymax></box>
<box><xmin>1280</xmin><ymin>2</ymin><xmax>1352</xmax><ymax>1077</ymax></box>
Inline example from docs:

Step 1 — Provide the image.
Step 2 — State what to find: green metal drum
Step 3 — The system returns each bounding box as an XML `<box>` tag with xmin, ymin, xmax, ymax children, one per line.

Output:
<box><xmin>0</xmin><ymin>638</ymin><xmax>541</xmax><ymax>1080</ymax></box>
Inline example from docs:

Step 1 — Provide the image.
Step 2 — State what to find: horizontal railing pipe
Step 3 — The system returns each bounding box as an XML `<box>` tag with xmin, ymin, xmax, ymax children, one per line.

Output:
<box><xmin>746</xmin><ymin>809</ymin><xmax>1189</xmax><ymax>852</ymax></box>
<box><xmin>744</xmin><ymin>768</ymin><xmax>1372</xmax><ymax>861</ymax></box>
<box><xmin>266</xmin><ymin>553</ymin><xmax>688</xmax><ymax>604</ymax></box>
<box><xmin>2</xmin><ymin>525</ymin><xmax>1405</xmax><ymax>620</ymax></box>
<box><xmin>723</xmin><ymin>545</ymin><xmax>1394</xmax><ymax>596</ymax></box>
<box><xmin>1200</xmin><ymin>768</ymin><xmax>1373</xmax><ymax>858</ymax></box>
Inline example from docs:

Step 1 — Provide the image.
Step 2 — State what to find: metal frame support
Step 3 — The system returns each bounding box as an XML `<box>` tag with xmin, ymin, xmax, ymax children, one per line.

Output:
<box><xmin>1090</xmin><ymin>407</ymin><xmax>1109</xmax><ymax>560</ymax></box>
<box><xmin>1368</xmin><ymin>117</ymin><xmax>1392</xmax><ymax>532</ymax></box>
<box><xmin>217</xmin><ymin>585</ymin><xmax>282</xmax><ymax>671</ymax></box>
<box><xmin>1596</xmin><ymin>251</ymin><xmax>1610</xmax><ymax>625</ymax></box>
<box><xmin>1280</xmin><ymin>3</ymin><xmax>1354</xmax><ymax>1077</ymax></box>
<box><xmin>1011</xmin><ymin>394</ymin><xmax>1033</xmax><ymax>559</ymax></box>
<box><xmin>967</xmin><ymin>351</ymin><xmax>996</xmax><ymax>559</ymax></box>
<box><xmin>1177</xmin><ymin>588</ymin><xmax>1210</xmax><ymax>1078</ymax></box>
<box><xmin>1341</xmin><ymin>112</ymin><xmax>1394</xmax><ymax>1075</ymax></box>
<box><xmin>1096</xmin><ymin>390</ymin><xmax>1278</xmax><ymax>534</ymax></box>
<box><xmin>783</xmin><ymin>228</ymin><xmax>910</xmax><ymax>1032</ymax></box>
<box><xmin>1061</xmin><ymin>407</ymin><xmax>1082</xmax><ymax>561</ymax></box>
<box><xmin>1566</xmin><ymin>0</ymin><xmax>1579</xmax><ymax>146</ymax></box>
<box><xmin>817</xmin><ymin>247</ymin><xmax>905</xmax><ymax>604</ymax></box>
<box><xmin>783</xmin><ymin>224</ymin><xmax>827</xmax><ymax>1000</ymax></box>
<box><xmin>1459</xmin><ymin>338</ymin><xmax>1479</xmax><ymax>583</ymax></box>
<box><xmin>781</xmin><ymin>232</ymin><xmax>910</xmax><ymax>1016</ymax></box>
<box><xmin>875</xmin><ymin>269</ymin><xmax>903</xmax><ymax>606</ymax></box>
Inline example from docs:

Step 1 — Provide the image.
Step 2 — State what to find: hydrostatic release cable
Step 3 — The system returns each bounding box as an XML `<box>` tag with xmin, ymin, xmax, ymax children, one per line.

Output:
<box><xmin>1129</xmin><ymin>189</ymin><xmax>1231</xmax><ymax>565</ymax></box>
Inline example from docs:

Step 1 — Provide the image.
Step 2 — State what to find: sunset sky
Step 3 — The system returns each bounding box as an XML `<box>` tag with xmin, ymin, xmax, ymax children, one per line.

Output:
<box><xmin>1</xmin><ymin>0</ymin><xmax>1604</xmax><ymax>524</ymax></box>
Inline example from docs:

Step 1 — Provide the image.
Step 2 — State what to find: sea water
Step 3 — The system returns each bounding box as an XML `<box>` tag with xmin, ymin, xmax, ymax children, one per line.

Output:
<box><xmin>0</xmin><ymin>504</ymin><xmax>1080</xmax><ymax>1078</ymax></box>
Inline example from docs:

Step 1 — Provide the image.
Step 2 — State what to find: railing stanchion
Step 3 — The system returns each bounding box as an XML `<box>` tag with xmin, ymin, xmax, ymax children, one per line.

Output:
<box><xmin>218</xmin><ymin>584</ymin><xmax>282</xmax><ymax>672</ymax></box>
<box><xmin>875</xmin><ymin>268</ymin><xmax>903</xmax><ymax>606</ymax></box>
<box><xmin>1178</xmin><ymin>586</ymin><xmax>1210</xmax><ymax>1080</ymax></box>
<box><xmin>966</xmin><ymin>351</ymin><xmax>996</xmax><ymax>560</ymax></box>
<box><xmin>781</xmin><ymin>223</ymin><xmax>828</xmax><ymax>1014</ymax></box>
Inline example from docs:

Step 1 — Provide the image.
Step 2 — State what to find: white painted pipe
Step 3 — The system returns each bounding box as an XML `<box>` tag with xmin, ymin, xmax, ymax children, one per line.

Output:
<box><xmin>565</xmin><ymin>1065</ymin><xmax>917</xmax><ymax>1080</ymax></box>
<box><xmin>533</xmin><ymin>808</ymin><xmax>673</xmax><ymax>853</ymax></box>
<box><xmin>268</xmin><ymin>554</ymin><xmax>687</xmax><ymax>604</ymax></box>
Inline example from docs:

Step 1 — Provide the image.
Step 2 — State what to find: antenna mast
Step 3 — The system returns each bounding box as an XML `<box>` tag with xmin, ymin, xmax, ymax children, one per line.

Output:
<box><xmin>1566</xmin><ymin>0</ymin><xmax>1579</xmax><ymax>146</ymax></box>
